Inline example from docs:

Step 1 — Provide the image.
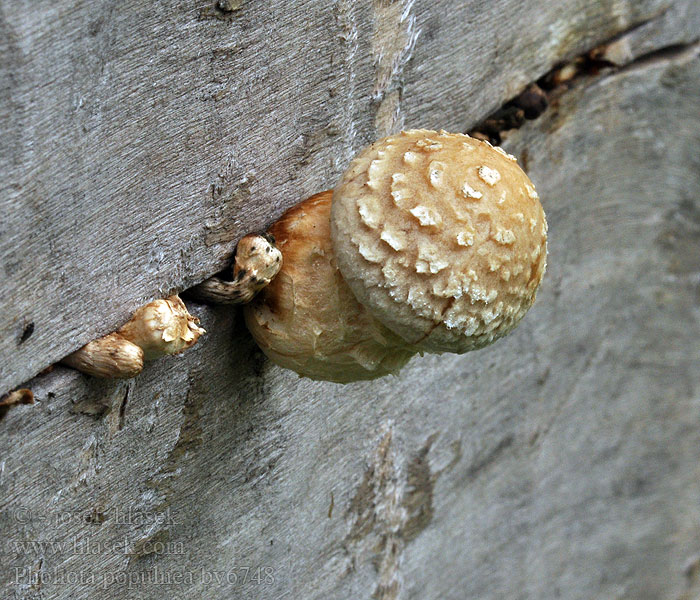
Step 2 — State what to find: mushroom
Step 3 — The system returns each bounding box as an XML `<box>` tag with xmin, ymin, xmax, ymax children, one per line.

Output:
<box><xmin>61</xmin><ymin>295</ymin><xmax>205</xmax><ymax>378</ymax></box>
<box><xmin>244</xmin><ymin>129</ymin><xmax>548</xmax><ymax>383</ymax></box>
<box><xmin>186</xmin><ymin>233</ymin><xmax>282</xmax><ymax>304</ymax></box>
<box><xmin>244</xmin><ymin>191</ymin><xmax>417</xmax><ymax>383</ymax></box>
<box><xmin>0</xmin><ymin>388</ymin><xmax>34</xmax><ymax>420</ymax></box>
<box><xmin>117</xmin><ymin>295</ymin><xmax>205</xmax><ymax>361</ymax></box>
<box><xmin>59</xmin><ymin>233</ymin><xmax>282</xmax><ymax>379</ymax></box>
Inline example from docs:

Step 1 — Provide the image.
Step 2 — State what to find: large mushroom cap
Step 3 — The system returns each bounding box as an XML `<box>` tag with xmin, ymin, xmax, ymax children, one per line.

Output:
<box><xmin>330</xmin><ymin>129</ymin><xmax>547</xmax><ymax>354</ymax></box>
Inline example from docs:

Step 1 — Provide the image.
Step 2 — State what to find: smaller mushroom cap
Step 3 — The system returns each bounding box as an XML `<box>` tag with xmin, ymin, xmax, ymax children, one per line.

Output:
<box><xmin>244</xmin><ymin>191</ymin><xmax>417</xmax><ymax>383</ymax></box>
<box><xmin>331</xmin><ymin>129</ymin><xmax>547</xmax><ymax>354</ymax></box>
<box><xmin>118</xmin><ymin>296</ymin><xmax>205</xmax><ymax>360</ymax></box>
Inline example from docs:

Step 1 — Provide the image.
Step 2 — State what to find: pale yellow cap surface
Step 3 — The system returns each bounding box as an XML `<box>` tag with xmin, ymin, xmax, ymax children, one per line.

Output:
<box><xmin>118</xmin><ymin>296</ymin><xmax>205</xmax><ymax>361</ymax></box>
<box><xmin>331</xmin><ymin>129</ymin><xmax>548</xmax><ymax>353</ymax></box>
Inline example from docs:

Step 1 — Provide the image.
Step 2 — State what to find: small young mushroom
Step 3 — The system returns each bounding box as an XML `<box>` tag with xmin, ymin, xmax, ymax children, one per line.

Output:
<box><xmin>0</xmin><ymin>388</ymin><xmax>34</xmax><ymax>420</ymax></box>
<box><xmin>59</xmin><ymin>232</ymin><xmax>283</xmax><ymax>379</ymax></box>
<box><xmin>187</xmin><ymin>233</ymin><xmax>282</xmax><ymax>305</ymax></box>
<box><xmin>61</xmin><ymin>295</ymin><xmax>204</xmax><ymax>378</ymax></box>
<box><xmin>117</xmin><ymin>295</ymin><xmax>205</xmax><ymax>360</ymax></box>
<box><xmin>244</xmin><ymin>129</ymin><xmax>548</xmax><ymax>382</ymax></box>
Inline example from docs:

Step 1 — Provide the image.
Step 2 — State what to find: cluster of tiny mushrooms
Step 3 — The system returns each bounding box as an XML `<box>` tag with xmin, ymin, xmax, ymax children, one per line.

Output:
<box><xmin>60</xmin><ymin>129</ymin><xmax>547</xmax><ymax>384</ymax></box>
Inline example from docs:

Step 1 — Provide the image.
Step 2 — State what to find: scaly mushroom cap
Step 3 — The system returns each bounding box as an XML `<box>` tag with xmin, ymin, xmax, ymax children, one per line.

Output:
<box><xmin>331</xmin><ymin>129</ymin><xmax>547</xmax><ymax>353</ymax></box>
<box><xmin>243</xmin><ymin>191</ymin><xmax>417</xmax><ymax>383</ymax></box>
<box><xmin>118</xmin><ymin>296</ymin><xmax>205</xmax><ymax>360</ymax></box>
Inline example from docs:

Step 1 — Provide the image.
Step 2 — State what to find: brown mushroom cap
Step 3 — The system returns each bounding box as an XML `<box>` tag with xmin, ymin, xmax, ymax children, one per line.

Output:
<box><xmin>331</xmin><ymin>129</ymin><xmax>547</xmax><ymax>354</ymax></box>
<box><xmin>243</xmin><ymin>191</ymin><xmax>417</xmax><ymax>383</ymax></box>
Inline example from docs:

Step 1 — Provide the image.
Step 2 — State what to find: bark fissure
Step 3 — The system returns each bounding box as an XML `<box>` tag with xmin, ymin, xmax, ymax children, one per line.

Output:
<box><xmin>470</xmin><ymin>32</ymin><xmax>699</xmax><ymax>145</ymax></box>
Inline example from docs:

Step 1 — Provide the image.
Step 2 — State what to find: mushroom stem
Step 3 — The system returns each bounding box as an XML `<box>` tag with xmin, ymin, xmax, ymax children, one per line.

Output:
<box><xmin>186</xmin><ymin>233</ymin><xmax>282</xmax><ymax>305</ymax></box>
<box><xmin>61</xmin><ymin>333</ymin><xmax>144</xmax><ymax>378</ymax></box>
<box><xmin>186</xmin><ymin>277</ymin><xmax>258</xmax><ymax>305</ymax></box>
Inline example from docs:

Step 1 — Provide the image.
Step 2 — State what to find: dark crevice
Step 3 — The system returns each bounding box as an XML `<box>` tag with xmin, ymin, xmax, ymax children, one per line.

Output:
<box><xmin>19</xmin><ymin>321</ymin><xmax>34</xmax><ymax>344</ymax></box>
<box><xmin>616</xmin><ymin>40</ymin><xmax>700</xmax><ymax>74</ymax></box>
<box><xmin>469</xmin><ymin>27</ymin><xmax>699</xmax><ymax>145</ymax></box>
<box><xmin>117</xmin><ymin>385</ymin><xmax>130</xmax><ymax>430</ymax></box>
<box><xmin>465</xmin><ymin>434</ymin><xmax>515</xmax><ymax>480</ymax></box>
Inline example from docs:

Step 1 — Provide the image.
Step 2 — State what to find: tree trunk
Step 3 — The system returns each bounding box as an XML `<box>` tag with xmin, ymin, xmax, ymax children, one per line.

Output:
<box><xmin>1</xmin><ymin>1</ymin><xmax>699</xmax><ymax>598</ymax></box>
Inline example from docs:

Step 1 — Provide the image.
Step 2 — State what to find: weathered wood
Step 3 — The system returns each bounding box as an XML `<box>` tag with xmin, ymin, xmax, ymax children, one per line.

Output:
<box><xmin>1</xmin><ymin>1</ymin><xmax>700</xmax><ymax>599</ymax></box>
<box><xmin>0</xmin><ymin>0</ymin><xmax>693</xmax><ymax>395</ymax></box>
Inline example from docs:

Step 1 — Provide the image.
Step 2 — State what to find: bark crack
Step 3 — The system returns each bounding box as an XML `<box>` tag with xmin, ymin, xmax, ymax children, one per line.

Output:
<box><xmin>469</xmin><ymin>30</ymin><xmax>699</xmax><ymax>146</ymax></box>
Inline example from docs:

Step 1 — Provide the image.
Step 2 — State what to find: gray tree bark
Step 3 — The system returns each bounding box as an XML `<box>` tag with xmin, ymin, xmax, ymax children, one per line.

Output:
<box><xmin>1</xmin><ymin>1</ymin><xmax>699</xmax><ymax>599</ymax></box>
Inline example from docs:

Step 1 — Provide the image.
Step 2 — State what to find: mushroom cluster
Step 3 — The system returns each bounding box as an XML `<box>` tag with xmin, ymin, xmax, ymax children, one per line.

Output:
<box><xmin>61</xmin><ymin>296</ymin><xmax>205</xmax><ymax>378</ymax></box>
<box><xmin>244</xmin><ymin>129</ymin><xmax>548</xmax><ymax>383</ymax></box>
<box><xmin>60</xmin><ymin>234</ymin><xmax>283</xmax><ymax>379</ymax></box>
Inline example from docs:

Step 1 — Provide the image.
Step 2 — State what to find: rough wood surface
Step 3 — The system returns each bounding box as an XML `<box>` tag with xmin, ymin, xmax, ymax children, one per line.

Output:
<box><xmin>2</xmin><ymin>0</ymin><xmax>697</xmax><ymax>395</ymax></box>
<box><xmin>1</xmin><ymin>1</ymin><xmax>700</xmax><ymax>599</ymax></box>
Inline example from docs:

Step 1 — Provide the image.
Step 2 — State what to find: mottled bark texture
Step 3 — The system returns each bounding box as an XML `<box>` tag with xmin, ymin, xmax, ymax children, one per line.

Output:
<box><xmin>1</xmin><ymin>1</ymin><xmax>699</xmax><ymax>599</ymax></box>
